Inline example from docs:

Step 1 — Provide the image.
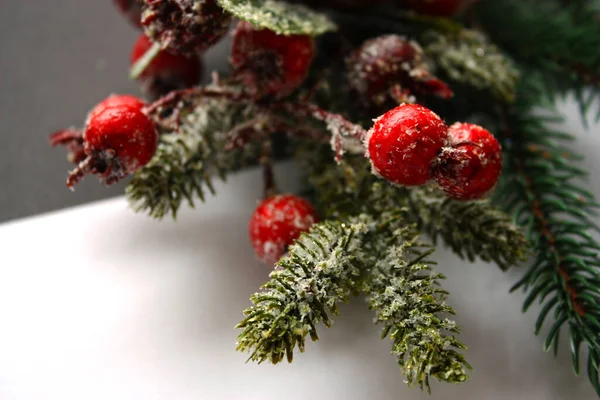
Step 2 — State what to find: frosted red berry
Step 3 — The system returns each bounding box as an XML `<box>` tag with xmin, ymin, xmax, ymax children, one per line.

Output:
<box><xmin>367</xmin><ymin>103</ymin><xmax>448</xmax><ymax>186</ymax></box>
<box><xmin>346</xmin><ymin>35</ymin><xmax>452</xmax><ymax>113</ymax></box>
<box><xmin>231</xmin><ymin>21</ymin><xmax>315</xmax><ymax>98</ymax></box>
<box><xmin>131</xmin><ymin>34</ymin><xmax>202</xmax><ymax>99</ymax></box>
<box><xmin>432</xmin><ymin>123</ymin><xmax>502</xmax><ymax>200</ymax></box>
<box><xmin>88</xmin><ymin>94</ymin><xmax>146</xmax><ymax>120</ymax></box>
<box><xmin>404</xmin><ymin>0</ymin><xmax>469</xmax><ymax>17</ymax></box>
<box><xmin>59</xmin><ymin>95</ymin><xmax>158</xmax><ymax>188</ymax></box>
<box><xmin>140</xmin><ymin>0</ymin><xmax>231</xmax><ymax>55</ymax></box>
<box><xmin>249</xmin><ymin>194</ymin><xmax>319</xmax><ymax>264</ymax></box>
<box><xmin>113</xmin><ymin>0</ymin><xmax>143</xmax><ymax>28</ymax></box>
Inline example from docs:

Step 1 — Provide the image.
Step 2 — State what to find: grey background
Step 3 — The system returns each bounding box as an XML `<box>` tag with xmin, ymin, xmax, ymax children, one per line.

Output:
<box><xmin>0</xmin><ymin>0</ymin><xmax>230</xmax><ymax>223</ymax></box>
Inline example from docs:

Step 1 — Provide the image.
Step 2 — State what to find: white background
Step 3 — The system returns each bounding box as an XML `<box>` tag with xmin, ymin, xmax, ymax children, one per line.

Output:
<box><xmin>0</xmin><ymin>98</ymin><xmax>598</xmax><ymax>399</ymax></box>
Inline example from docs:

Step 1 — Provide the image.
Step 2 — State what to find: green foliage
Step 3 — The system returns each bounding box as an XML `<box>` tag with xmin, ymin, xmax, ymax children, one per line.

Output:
<box><xmin>298</xmin><ymin>144</ymin><xmax>528</xmax><ymax>271</ymax></box>
<box><xmin>364</xmin><ymin>223</ymin><xmax>470</xmax><ymax>391</ymax></box>
<box><xmin>236</xmin><ymin>217</ymin><xmax>368</xmax><ymax>363</ymax></box>
<box><xmin>475</xmin><ymin>0</ymin><xmax>600</xmax><ymax>119</ymax></box>
<box><xmin>495</xmin><ymin>86</ymin><xmax>600</xmax><ymax>395</ymax></box>
<box><xmin>216</xmin><ymin>0</ymin><xmax>337</xmax><ymax>36</ymax></box>
<box><xmin>126</xmin><ymin>100</ymin><xmax>259</xmax><ymax>219</ymax></box>
<box><xmin>423</xmin><ymin>29</ymin><xmax>519</xmax><ymax>103</ymax></box>
<box><xmin>408</xmin><ymin>186</ymin><xmax>528</xmax><ymax>271</ymax></box>
<box><xmin>236</xmin><ymin>210</ymin><xmax>470</xmax><ymax>389</ymax></box>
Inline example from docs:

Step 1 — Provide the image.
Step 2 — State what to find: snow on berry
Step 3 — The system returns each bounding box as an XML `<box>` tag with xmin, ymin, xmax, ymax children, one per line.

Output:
<box><xmin>231</xmin><ymin>21</ymin><xmax>315</xmax><ymax>98</ymax></box>
<box><xmin>432</xmin><ymin>122</ymin><xmax>502</xmax><ymax>200</ymax></box>
<box><xmin>131</xmin><ymin>34</ymin><xmax>202</xmax><ymax>99</ymax></box>
<box><xmin>249</xmin><ymin>194</ymin><xmax>319</xmax><ymax>265</ymax></box>
<box><xmin>140</xmin><ymin>0</ymin><xmax>231</xmax><ymax>55</ymax></box>
<box><xmin>50</xmin><ymin>95</ymin><xmax>158</xmax><ymax>188</ymax></box>
<box><xmin>347</xmin><ymin>35</ymin><xmax>452</xmax><ymax>113</ymax></box>
<box><xmin>403</xmin><ymin>0</ymin><xmax>470</xmax><ymax>17</ymax></box>
<box><xmin>113</xmin><ymin>0</ymin><xmax>143</xmax><ymax>28</ymax></box>
<box><xmin>367</xmin><ymin>103</ymin><xmax>449</xmax><ymax>186</ymax></box>
<box><xmin>87</xmin><ymin>94</ymin><xmax>146</xmax><ymax>120</ymax></box>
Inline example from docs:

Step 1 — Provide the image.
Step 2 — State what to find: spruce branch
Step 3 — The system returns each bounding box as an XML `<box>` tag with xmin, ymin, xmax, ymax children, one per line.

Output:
<box><xmin>126</xmin><ymin>100</ymin><xmax>259</xmax><ymax>219</ymax></box>
<box><xmin>236</xmin><ymin>209</ymin><xmax>471</xmax><ymax>390</ymax></box>
<box><xmin>363</xmin><ymin>223</ymin><xmax>471</xmax><ymax>391</ymax></box>
<box><xmin>475</xmin><ymin>0</ymin><xmax>600</xmax><ymax>119</ymax></box>
<box><xmin>496</xmin><ymin>94</ymin><xmax>600</xmax><ymax>395</ymax></box>
<box><xmin>236</xmin><ymin>217</ymin><xmax>368</xmax><ymax>363</ymax></box>
<box><xmin>423</xmin><ymin>29</ymin><xmax>519</xmax><ymax>103</ymax></box>
<box><xmin>408</xmin><ymin>186</ymin><xmax>528</xmax><ymax>271</ymax></box>
<box><xmin>297</xmin><ymin>144</ymin><xmax>528</xmax><ymax>271</ymax></box>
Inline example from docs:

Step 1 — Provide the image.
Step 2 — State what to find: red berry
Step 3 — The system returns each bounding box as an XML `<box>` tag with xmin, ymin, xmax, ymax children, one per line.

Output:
<box><xmin>249</xmin><ymin>194</ymin><xmax>319</xmax><ymax>264</ymax></box>
<box><xmin>404</xmin><ymin>0</ymin><xmax>469</xmax><ymax>17</ymax></box>
<box><xmin>141</xmin><ymin>0</ymin><xmax>231</xmax><ymax>55</ymax></box>
<box><xmin>87</xmin><ymin>94</ymin><xmax>146</xmax><ymax>120</ymax></box>
<box><xmin>131</xmin><ymin>34</ymin><xmax>202</xmax><ymax>99</ymax></box>
<box><xmin>346</xmin><ymin>35</ymin><xmax>452</xmax><ymax>113</ymax></box>
<box><xmin>113</xmin><ymin>0</ymin><xmax>143</xmax><ymax>28</ymax></box>
<box><xmin>432</xmin><ymin>123</ymin><xmax>502</xmax><ymax>200</ymax></box>
<box><xmin>63</xmin><ymin>95</ymin><xmax>158</xmax><ymax>188</ymax></box>
<box><xmin>367</xmin><ymin>103</ymin><xmax>448</xmax><ymax>186</ymax></box>
<box><xmin>231</xmin><ymin>21</ymin><xmax>315</xmax><ymax>98</ymax></box>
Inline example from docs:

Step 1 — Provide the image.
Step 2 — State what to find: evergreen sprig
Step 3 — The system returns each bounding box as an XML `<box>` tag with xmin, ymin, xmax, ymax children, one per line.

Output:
<box><xmin>236</xmin><ymin>217</ymin><xmax>368</xmax><ymax>363</ymax></box>
<box><xmin>236</xmin><ymin>210</ymin><xmax>471</xmax><ymax>389</ymax></box>
<box><xmin>496</xmin><ymin>90</ymin><xmax>600</xmax><ymax>394</ymax></box>
<box><xmin>364</xmin><ymin>223</ymin><xmax>470</xmax><ymax>391</ymax></box>
<box><xmin>298</xmin><ymin>145</ymin><xmax>528</xmax><ymax>271</ymax></box>
<box><xmin>216</xmin><ymin>0</ymin><xmax>337</xmax><ymax>36</ymax></box>
<box><xmin>475</xmin><ymin>0</ymin><xmax>600</xmax><ymax>119</ymax></box>
<box><xmin>423</xmin><ymin>29</ymin><xmax>519</xmax><ymax>103</ymax></box>
<box><xmin>126</xmin><ymin>100</ymin><xmax>259</xmax><ymax>219</ymax></box>
<box><xmin>408</xmin><ymin>186</ymin><xmax>528</xmax><ymax>271</ymax></box>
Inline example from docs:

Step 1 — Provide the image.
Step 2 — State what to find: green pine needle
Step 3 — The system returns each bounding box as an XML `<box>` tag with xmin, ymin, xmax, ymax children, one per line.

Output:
<box><xmin>496</xmin><ymin>87</ymin><xmax>600</xmax><ymax>395</ymax></box>
<box><xmin>126</xmin><ymin>100</ymin><xmax>259</xmax><ymax>219</ymax></box>
<box><xmin>236</xmin><ymin>217</ymin><xmax>368</xmax><ymax>364</ymax></box>
<box><xmin>363</xmin><ymin>222</ymin><xmax>471</xmax><ymax>391</ymax></box>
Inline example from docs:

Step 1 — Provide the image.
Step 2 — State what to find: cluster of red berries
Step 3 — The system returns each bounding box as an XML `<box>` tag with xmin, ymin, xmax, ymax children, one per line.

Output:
<box><xmin>50</xmin><ymin>0</ymin><xmax>485</xmax><ymax>263</ymax></box>
<box><xmin>367</xmin><ymin>103</ymin><xmax>503</xmax><ymax>200</ymax></box>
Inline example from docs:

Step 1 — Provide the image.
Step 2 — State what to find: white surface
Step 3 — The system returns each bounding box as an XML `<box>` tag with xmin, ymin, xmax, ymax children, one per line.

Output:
<box><xmin>1</xmin><ymin>99</ymin><xmax>600</xmax><ymax>400</ymax></box>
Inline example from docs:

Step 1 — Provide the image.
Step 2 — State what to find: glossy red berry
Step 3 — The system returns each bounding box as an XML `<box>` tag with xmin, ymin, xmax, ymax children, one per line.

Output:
<box><xmin>249</xmin><ymin>194</ymin><xmax>319</xmax><ymax>264</ymax></box>
<box><xmin>432</xmin><ymin>123</ymin><xmax>502</xmax><ymax>200</ymax></box>
<box><xmin>131</xmin><ymin>34</ymin><xmax>202</xmax><ymax>99</ymax></box>
<box><xmin>347</xmin><ymin>35</ymin><xmax>452</xmax><ymax>113</ymax></box>
<box><xmin>404</xmin><ymin>0</ymin><xmax>469</xmax><ymax>17</ymax></box>
<box><xmin>231</xmin><ymin>21</ymin><xmax>315</xmax><ymax>98</ymax></box>
<box><xmin>140</xmin><ymin>0</ymin><xmax>231</xmax><ymax>55</ymax></box>
<box><xmin>88</xmin><ymin>94</ymin><xmax>146</xmax><ymax>120</ymax></box>
<box><xmin>113</xmin><ymin>0</ymin><xmax>143</xmax><ymax>28</ymax></box>
<box><xmin>65</xmin><ymin>95</ymin><xmax>158</xmax><ymax>188</ymax></box>
<box><xmin>367</xmin><ymin>103</ymin><xmax>448</xmax><ymax>186</ymax></box>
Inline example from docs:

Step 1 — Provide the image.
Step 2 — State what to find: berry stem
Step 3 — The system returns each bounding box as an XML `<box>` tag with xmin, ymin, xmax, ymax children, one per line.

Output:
<box><xmin>66</xmin><ymin>156</ymin><xmax>95</xmax><ymax>189</ymax></box>
<box><xmin>277</xmin><ymin>101</ymin><xmax>367</xmax><ymax>162</ymax></box>
<box><xmin>129</xmin><ymin>41</ymin><xmax>162</xmax><ymax>80</ymax></box>
<box><xmin>260</xmin><ymin>140</ymin><xmax>277</xmax><ymax>199</ymax></box>
<box><xmin>144</xmin><ymin>87</ymin><xmax>251</xmax><ymax>116</ymax></box>
<box><xmin>49</xmin><ymin>128</ymin><xmax>83</xmax><ymax>146</ymax></box>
